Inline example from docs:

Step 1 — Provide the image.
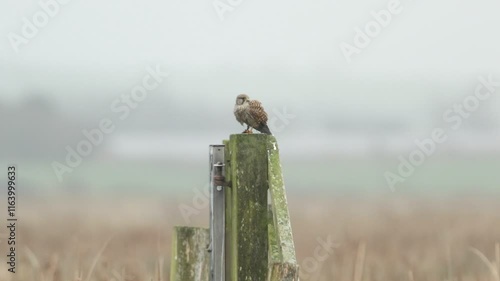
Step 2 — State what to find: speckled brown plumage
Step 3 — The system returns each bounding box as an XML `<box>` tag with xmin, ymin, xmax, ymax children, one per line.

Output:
<box><xmin>234</xmin><ymin>94</ymin><xmax>272</xmax><ymax>135</ymax></box>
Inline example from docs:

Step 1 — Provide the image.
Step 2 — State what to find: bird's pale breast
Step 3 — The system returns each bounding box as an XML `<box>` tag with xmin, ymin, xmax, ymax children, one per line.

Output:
<box><xmin>234</xmin><ymin>103</ymin><xmax>248</xmax><ymax>125</ymax></box>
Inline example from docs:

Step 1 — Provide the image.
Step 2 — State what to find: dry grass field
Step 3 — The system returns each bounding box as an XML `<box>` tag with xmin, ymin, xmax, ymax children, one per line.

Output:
<box><xmin>1</xmin><ymin>194</ymin><xmax>499</xmax><ymax>281</ymax></box>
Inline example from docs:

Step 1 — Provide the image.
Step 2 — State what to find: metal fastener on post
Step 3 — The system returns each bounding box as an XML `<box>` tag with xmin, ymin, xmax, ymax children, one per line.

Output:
<box><xmin>209</xmin><ymin>145</ymin><xmax>225</xmax><ymax>281</ymax></box>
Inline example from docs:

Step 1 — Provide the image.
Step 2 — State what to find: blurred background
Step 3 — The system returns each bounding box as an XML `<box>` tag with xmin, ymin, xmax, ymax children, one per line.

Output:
<box><xmin>0</xmin><ymin>0</ymin><xmax>499</xmax><ymax>280</ymax></box>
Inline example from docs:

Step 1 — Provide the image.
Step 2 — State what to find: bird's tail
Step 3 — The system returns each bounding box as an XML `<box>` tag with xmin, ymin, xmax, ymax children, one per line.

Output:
<box><xmin>258</xmin><ymin>124</ymin><xmax>272</xmax><ymax>135</ymax></box>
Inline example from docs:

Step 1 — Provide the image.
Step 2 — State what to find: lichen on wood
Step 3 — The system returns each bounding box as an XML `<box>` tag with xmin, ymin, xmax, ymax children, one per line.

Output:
<box><xmin>266</xmin><ymin>136</ymin><xmax>297</xmax><ymax>265</ymax></box>
<box><xmin>226</xmin><ymin>134</ymin><xmax>269</xmax><ymax>281</ymax></box>
<box><xmin>170</xmin><ymin>226</ymin><xmax>210</xmax><ymax>281</ymax></box>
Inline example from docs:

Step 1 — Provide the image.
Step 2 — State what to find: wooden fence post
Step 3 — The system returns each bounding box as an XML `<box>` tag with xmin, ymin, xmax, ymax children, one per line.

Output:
<box><xmin>225</xmin><ymin>134</ymin><xmax>269</xmax><ymax>281</ymax></box>
<box><xmin>170</xmin><ymin>227</ymin><xmax>210</xmax><ymax>281</ymax></box>
<box><xmin>170</xmin><ymin>134</ymin><xmax>299</xmax><ymax>281</ymax></box>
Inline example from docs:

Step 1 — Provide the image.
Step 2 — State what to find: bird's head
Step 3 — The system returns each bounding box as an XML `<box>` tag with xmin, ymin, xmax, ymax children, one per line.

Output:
<box><xmin>235</xmin><ymin>94</ymin><xmax>249</xmax><ymax>105</ymax></box>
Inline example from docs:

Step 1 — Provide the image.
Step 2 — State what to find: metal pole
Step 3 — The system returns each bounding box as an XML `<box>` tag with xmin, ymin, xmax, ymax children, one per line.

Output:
<box><xmin>209</xmin><ymin>145</ymin><xmax>225</xmax><ymax>281</ymax></box>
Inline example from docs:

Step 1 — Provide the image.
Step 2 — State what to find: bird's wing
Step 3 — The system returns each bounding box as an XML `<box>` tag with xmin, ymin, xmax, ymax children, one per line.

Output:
<box><xmin>248</xmin><ymin>100</ymin><xmax>268</xmax><ymax>124</ymax></box>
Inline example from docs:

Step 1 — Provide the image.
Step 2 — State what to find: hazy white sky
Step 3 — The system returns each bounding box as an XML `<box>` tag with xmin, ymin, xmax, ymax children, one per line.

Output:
<box><xmin>1</xmin><ymin>0</ymin><xmax>499</xmax><ymax>115</ymax></box>
<box><xmin>1</xmin><ymin>0</ymin><xmax>498</xmax><ymax>65</ymax></box>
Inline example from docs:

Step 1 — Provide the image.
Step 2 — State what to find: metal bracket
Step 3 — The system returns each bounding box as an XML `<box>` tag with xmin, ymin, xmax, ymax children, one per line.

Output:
<box><xmin>209</xmin><ymin>145</ymin><xmax>225</xmax><ymax>281</ymax></box>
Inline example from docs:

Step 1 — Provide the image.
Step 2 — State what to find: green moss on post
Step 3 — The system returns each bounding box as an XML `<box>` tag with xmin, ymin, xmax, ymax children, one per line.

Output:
<box><xmin>170</xmin><ymin>227</ymin><xmax>210</xmax><ymax>281</ymax></box>
<box><xmin>267</xmin><ymin>263</ymin><xmax>300</xmax><ymax>281</ymax></box>
<box><xmin>266</xmin><ymin>137</ymin><xmax>299</xmax><ymax>280</ymax></box>
<box><xmin>268</xmin><ymin>207</ymin><xmax>281</xmax><ymax>262</ymax></box>
<box><xmin>266</xmin><ymin>138</ymin><xmax>297</xmax><ymax>265</ymax></box>
<box><xmin>226</xmin><ymin>134</ymin><xmax>269</xmax><ymax>281</ymax></box>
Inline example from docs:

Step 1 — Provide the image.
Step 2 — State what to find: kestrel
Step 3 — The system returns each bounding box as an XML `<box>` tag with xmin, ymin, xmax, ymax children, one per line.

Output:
<box><xmin>233</xmin><ymin>94</ymin><xmax>272</xmax><ymax>135</ymax></box>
